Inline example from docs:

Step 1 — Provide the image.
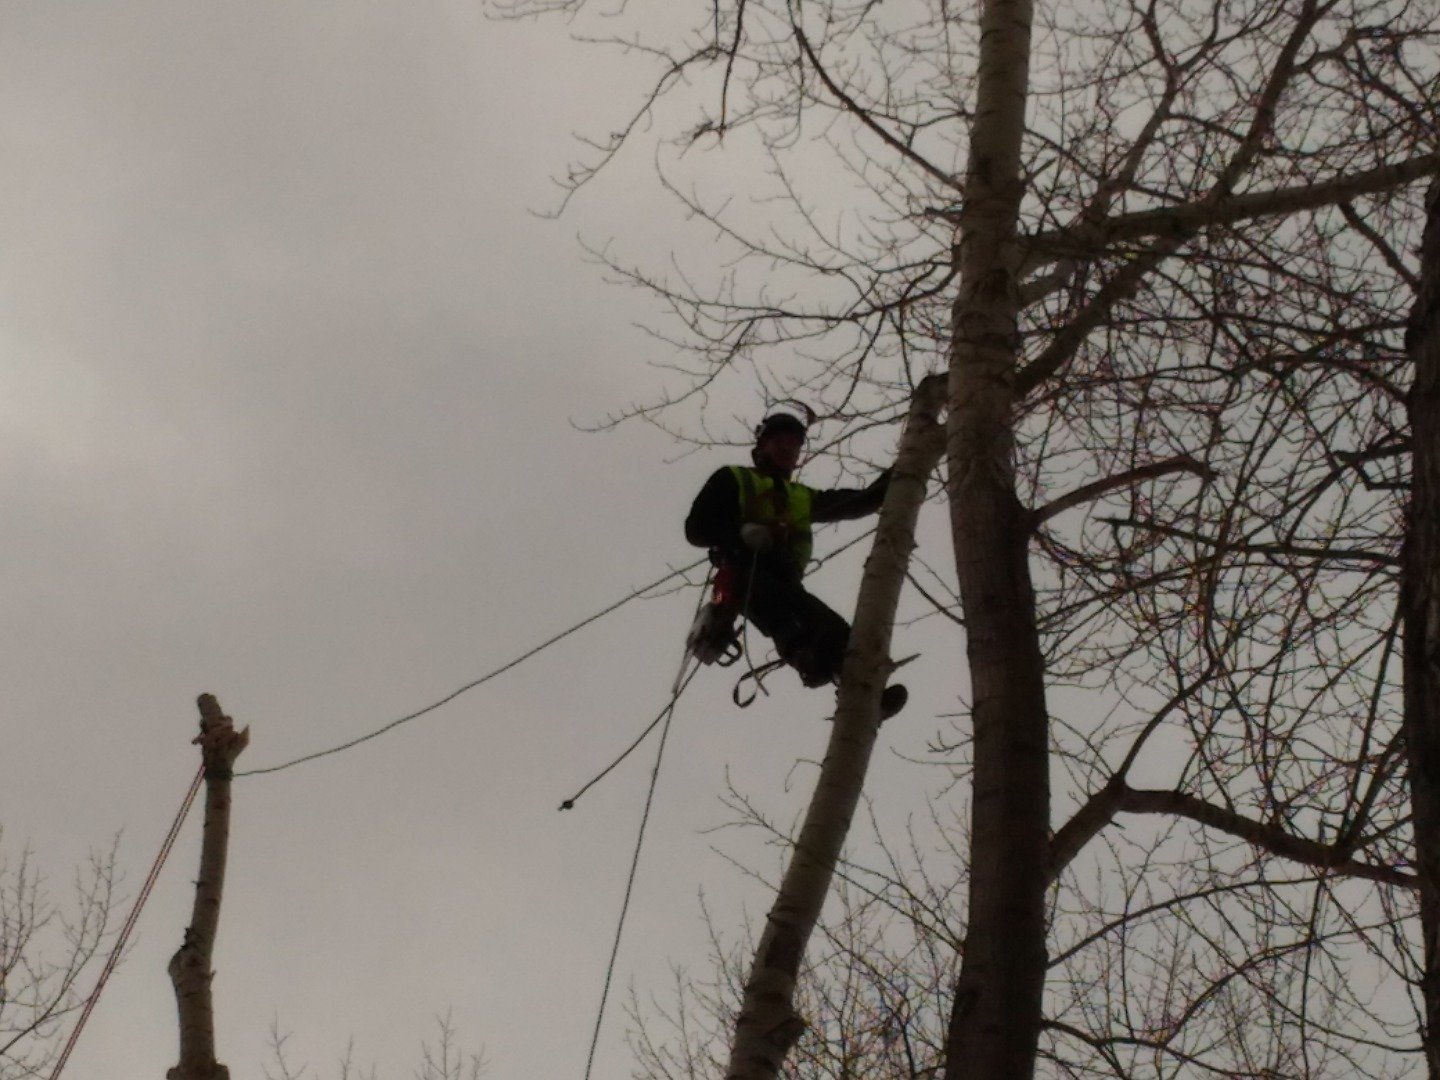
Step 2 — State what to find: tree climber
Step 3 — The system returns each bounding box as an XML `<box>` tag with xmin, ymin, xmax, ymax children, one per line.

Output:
<box><xmin>684</xmin><ymin>407</ymin><xmax>908</xmax><ymax>719</ymax></box>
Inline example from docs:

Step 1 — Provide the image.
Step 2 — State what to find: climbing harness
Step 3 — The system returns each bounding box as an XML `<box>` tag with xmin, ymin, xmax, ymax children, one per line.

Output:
<box><xmin>669</xmin><ymin>564</ymin><xmax>736</xmax><ymax>699</ymax></box>
<box><xmin>680</xmin><ymin>563</ymin><xmax>743</xmax><ymax>670</ymax></box>
<box><xmin>674</xmin><ymin>553</ymin><xmax>788</xmax><ymax>711</ymax></box>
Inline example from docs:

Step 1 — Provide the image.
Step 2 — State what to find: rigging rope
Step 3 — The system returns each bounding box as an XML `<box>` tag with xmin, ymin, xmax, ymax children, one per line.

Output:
<box><xmin>47</xmin><ymin>765</ymin><xmax>205</xmax><ymax>1080</ymax></box>
<box><xmin>41</xmin><ymin>527</ymin><xmax>881</xmax><ymax>1080</ymax></box>
<box><xmin>580</xmin><ymin>660</ymin><xmax>699</xmax><ymax>1080</ymax></box>
<box><xmin>559</xmin><ymin>529</ymin><xmax>876</xmax><ymax>806</ymax></box>
<box><xmin>238</xmin><ymin>558</ymin><xmax>709</xmax><ymax>778</ymax></box>
<box><xmin>241</xmin><ymin>527</ymin><xmax>873</xmax><ymax>780</ymax></box>
<box><xmin>561</xmin><ymin>578</ymin><xmax>710</xmax><ymax>811</ymax></box>
<box><xmin>571</xmin><ymin>526</ymin><xmax>880</xmax><ymax>1079</ymax></box>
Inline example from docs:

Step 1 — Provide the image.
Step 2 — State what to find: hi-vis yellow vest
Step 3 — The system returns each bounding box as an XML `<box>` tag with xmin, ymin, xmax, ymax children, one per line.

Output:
<box><xmin>729</xmin><ymin>466</ymin><xmax>814</xmax><ymax>572</ymax></box>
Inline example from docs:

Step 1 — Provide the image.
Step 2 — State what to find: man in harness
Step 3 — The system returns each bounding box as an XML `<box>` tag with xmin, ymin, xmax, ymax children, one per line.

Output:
<box><xmin>684</xmin><ymin>408</ymin><xmax>908</xmax><ymax>719</ymax></box>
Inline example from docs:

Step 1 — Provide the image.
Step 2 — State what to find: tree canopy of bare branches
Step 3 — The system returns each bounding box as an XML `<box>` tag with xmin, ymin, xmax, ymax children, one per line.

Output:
<box><xmin>0</xmin><ymin>833</ymin><xmax>120</xmax><ymax>1080</ymax></box>
<box><xmin>500</xmin><ymin>0</ymin><xmax>1440</xmax><ymax>1073</ymax></box>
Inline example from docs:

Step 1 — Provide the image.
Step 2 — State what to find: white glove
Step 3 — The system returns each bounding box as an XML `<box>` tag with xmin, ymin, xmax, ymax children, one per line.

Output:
<box><xmin>740</xmin><ymin>523</ymin><xmax>775</xmax><ymax>551</ymax></box>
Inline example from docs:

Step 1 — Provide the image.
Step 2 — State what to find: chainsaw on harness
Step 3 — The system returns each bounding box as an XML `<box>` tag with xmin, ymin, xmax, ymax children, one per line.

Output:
<box><xmin>683</xmin><ymin>561</ymin><xmax>744</xmax><ymax>668</ymax></box>
<box><xmin>679</xmin><ymin>558</ymin><xmax>793</xmax><ymax>708</ymax></box>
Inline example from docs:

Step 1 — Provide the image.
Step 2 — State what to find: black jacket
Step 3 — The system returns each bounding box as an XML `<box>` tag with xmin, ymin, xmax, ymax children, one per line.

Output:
<box><xmin>685</xmin><ymin>465</ymin><xmax>891</xmax><ymax>577</ymax></box>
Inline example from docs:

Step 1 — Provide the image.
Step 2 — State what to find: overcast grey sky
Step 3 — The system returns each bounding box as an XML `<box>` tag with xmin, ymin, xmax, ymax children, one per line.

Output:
<box><xmin>0</xmin><ymin>4</ymin><xmax>964</xmax><ymax>1078</ymax></box>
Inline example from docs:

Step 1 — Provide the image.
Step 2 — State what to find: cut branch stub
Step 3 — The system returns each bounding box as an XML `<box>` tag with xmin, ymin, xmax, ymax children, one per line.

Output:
<box><xmin>167</xmin><ymin>694</ymin><xmax>248</xmax><ymax>1080</ymax></box>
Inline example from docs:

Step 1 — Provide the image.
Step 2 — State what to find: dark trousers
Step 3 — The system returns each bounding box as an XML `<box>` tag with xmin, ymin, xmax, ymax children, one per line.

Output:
<box><xmin>729</xmin><ymin>557</ymin><xmax>850</xmax><ymax>686</ymax></box>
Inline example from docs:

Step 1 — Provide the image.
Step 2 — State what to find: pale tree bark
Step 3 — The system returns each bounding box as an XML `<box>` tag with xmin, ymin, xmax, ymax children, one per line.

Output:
<box><xmin>724</xmin><ymin>374</ymin><xmax>946</xmax><ymax>1080</ymax></box>
<box><xmin>167</xmin><ymin>694</ymin><xmax>249</xmax><ymax>1080</ymax></box>
<box><xmin>1404</xmin><ymin>175</ymin><xmax>1440</xmax><ymax>1080</ymax></box>
<box><xmin>943</xmin><ymin>0</ymin><xmax>1048</xmax><ymax>1075</ymax></box>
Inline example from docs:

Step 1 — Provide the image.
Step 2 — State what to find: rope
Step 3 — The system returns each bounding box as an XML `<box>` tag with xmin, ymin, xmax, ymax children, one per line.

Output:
<box><xmin>240</xmin><ymin>524</ymin><xmax>874</xmax><ymax>780</ymax></box>
<box><xmin>238</xmin><ymin>558</ymin><xmax>708</xmax><ymax>778</ymax></box>
<box><xmin>41</xmin><ymin>529</ymin><xmax>882</xmax><ymax>1079</ymax></box>
<box><xmin>580</xmin><ymin>663</ymin><xmax>696</xmax><ymax>1080</ymax></box>
<box><xmin>47</xmin><ymin>765</ymin><xmax>205</xmax><ymax>1080</ymax></box>
<box><xmin>810</xmin><ymin>523</ymin><xmax>875</xmax><ymax>572</ymax></box>
<box><xmin>558</xmin><ymin>663</ymin><xmax>700</xmax><ymax>811</ymax></box>
<box><xmin>560</xmin><ymin>529</ymin><xmax>875</xmax><ymax>805</ymax></box>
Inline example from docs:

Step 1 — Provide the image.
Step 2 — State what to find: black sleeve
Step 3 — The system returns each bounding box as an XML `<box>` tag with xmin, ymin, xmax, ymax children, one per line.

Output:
<box><xmin>685</xmin><ymin>468</ymin><xmax>744</xmax><ymax>550</ymax></box>
<box><xmin>811</xmin><ymin>468</ymin><xmax>891</xmax><ymax>523</ymax></box>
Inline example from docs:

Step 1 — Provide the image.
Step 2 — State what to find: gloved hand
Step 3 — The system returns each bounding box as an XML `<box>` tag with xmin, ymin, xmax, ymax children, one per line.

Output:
<box><xmin>740</xmin><ymin>523</ymin><xmax>775</xmax><ymax>551</ymax></box>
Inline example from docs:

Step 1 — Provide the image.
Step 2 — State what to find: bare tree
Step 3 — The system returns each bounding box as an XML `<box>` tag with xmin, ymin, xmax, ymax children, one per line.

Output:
<box><xmin>497</xmin><ymin>0</ymin><xmax>1440</xmax><ymax>1073</ymax></box>
<box><xmin>630</xmin><ymin>874</ymin><xmax>957</xmax><ymax>1080</ymax></box>
<box><xmin>0</xmin><ymin>832</ymin><xmax>120</xmax><ymax>1080</ymax></box>
<box><xmin>1404</xmin><ymin>175</ymin><xmax>1440</xmax><ymax>1075</ymax></box>
<box><xmin>265</xmin><ymin>1013</ymin><xmax>487</xmax><ymax>1080</ymax></box>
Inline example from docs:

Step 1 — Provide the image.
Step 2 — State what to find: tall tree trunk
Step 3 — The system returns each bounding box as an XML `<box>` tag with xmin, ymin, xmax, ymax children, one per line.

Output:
<box><xmin>724</xmin><ymin>374</ymin><xmax>946</xmax><ymax>1080</ymax></box>
<box><xmin>168</xmin><ymin>694</ymin><xmax>249</xmax><ymax>1080</ymax></box>
<box><xmin>943</xmin><ymin>0</ymin><xmax>1048</xmax><ymax>1075</ymax></box>
<box><xmin>1404</xmin><ymin>176</ymin><xmax>1440</xmax><ymax>1080</ymax></box>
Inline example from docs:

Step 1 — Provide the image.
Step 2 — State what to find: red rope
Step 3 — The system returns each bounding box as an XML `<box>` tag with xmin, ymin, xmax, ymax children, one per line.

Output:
<box><xmin>48</xmin><ymin>765</ymin><xmax>206</xmax><ymax>1080</ymax></box>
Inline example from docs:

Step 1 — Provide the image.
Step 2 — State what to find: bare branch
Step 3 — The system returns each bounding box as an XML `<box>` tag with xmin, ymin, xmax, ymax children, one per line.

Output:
<box><xmin>1117</xmin><ymin>786</ymin><xmax>1415</xmax><ymax>888</ymax></box>
<box><xmin>1022</xmin><ymin>153</ymin><xmax>1440</xmax><ymax>276</ymax></box>
<box><xmin>1030</xmin><ymin>455</ymin><xmax>1215</xmax><ymax>528</ymax></box>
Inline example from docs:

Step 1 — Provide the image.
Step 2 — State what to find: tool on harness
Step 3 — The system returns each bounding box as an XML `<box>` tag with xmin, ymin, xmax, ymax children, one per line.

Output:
<box><xmin>682</xmin><ymin>570</ymin><xmax>916</xmax><ymax>719</ymax></box>
<box><xmin>683</xmin><ymin>562</ymin><xmax>744</xmax><ymax>667</ymax></box>
<box><xmin>681</xmin><ymin>555</ymin><xmax>785</xmax><ymax>707</ymax></box>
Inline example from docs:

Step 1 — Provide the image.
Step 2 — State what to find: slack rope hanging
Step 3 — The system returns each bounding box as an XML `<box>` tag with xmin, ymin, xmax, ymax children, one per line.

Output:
<box><xmin>559</xmin><ymin>665</ymin><xmax>701</xmax><ymax>811</ymax></box>
<box><xmin>240</xmin><ymin>526</ymin><xmax>875</xmax><ymax>781</ymax></box>
<box><xmin>239</xmin><ymin>558</ymin><xmax>708</xmax><ymax>778</ymax></box>
<box><xmin>579</xmin><ymin>659</ymin><xmax>699</xmax><ymax>1080</ymax></box>
<box><xmin>40</xmin><ymin>530</ymin><xmax>885</xmax><ymax>1080</ymax></box>
<box><xmin>568</xmin><ymin>527</ymin><xmax>882</xmax><ymax>1079</ymax></box>
<box><xmin>557</xmin><ymin>529</ymin><xmax>876</xmax><ymax>808</ymax></box>
<box><xmin>559</xmin><ymin>569</ymin><xmax>712</xmax><ymax>811</ymax></box>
